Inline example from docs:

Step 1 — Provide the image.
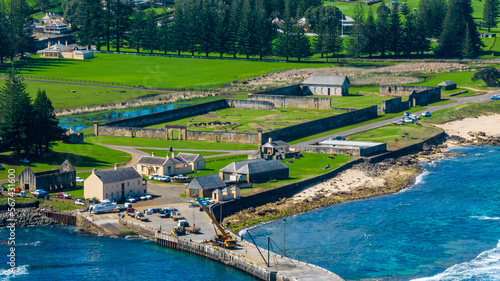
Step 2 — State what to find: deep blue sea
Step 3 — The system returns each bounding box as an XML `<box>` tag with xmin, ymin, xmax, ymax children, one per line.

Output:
<box><xmin>248</xmin><ymin>145</ymin><xmax>500</xmax><ymax>281</ymax></box>
<box><xmin>0</xmin><ymin>226</ymin><xmax>257</xmax><ymax>281</ymax></box>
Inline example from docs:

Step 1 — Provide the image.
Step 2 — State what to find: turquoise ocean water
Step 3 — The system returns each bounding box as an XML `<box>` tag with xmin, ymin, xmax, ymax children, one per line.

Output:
<box><xmin>248</xmin><ymin>145</ymin><xmax>500</xmax><ymax>280</ymax></box>
<box><xmin>0</xmin><ymin>226</ymin><xmax>257</xmax><ymax>281</ymax></box>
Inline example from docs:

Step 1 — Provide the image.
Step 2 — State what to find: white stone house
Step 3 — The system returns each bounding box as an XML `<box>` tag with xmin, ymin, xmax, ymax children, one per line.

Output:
<box><xmin>136</xmin><ymin>152</ymin><xmax>205</xmax><ymax>176</ymax></box>
<box><xmin>84</xmin><ymin>166</ymin><xmax>147</xmax><ymax>201</ymax></box>
<box><xmin>300</xmin><ymin>75</ymin><xmax>350</xmax><ymax>96</ymax></box>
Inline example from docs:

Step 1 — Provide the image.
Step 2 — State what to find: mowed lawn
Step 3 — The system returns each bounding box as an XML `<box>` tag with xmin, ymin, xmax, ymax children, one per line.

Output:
<box><xmin>148</xmin><ymin>108</ymin><xmax>341</xmax><ymax>132</ymax></box>
<box><xmin>0</xmin><ymin>80</ymin><xmax>170</xmax><ymax>109</ymax></box>
<box><xmin>1</xmin><ymin>53</ymin><xmax>330</xmax><ymax>89</ymax></box>
<box><xmin>0</xmin><ymin>142</ymin><xmax>131</xmax><ymax>179</ymax></box>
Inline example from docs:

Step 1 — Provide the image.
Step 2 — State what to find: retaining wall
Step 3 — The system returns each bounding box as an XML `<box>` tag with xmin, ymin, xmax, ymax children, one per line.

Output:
<box><xmin>212</xmin><ymin>158</ymin><xmax>365</xmax><ymax>222</ymax></box>
<box><xmin>155</xmin><ymin>232</ymin><xmax>273</xmax><ymax>281</ymax></box>
<box><xmin>39</xmin><ymin>211</ymin><xmax>76</xmax><ymax>225</ymax></box>
<box><xmin>261</xmin><ymin>106</ymin><xmax>378</xmax><ymax>144</ymax></box>
<box><xmin>300</xmin><ymin>142</ymin><xmax>387</xmax><ymax>156</ymax></box>
<box><xmin>248</xmin><ymin>94</ymin><xmax>331</xmax><ymax>110</ymax></box>
<box><xmin>379</xmin><ymin>85</ymin><xmax>441</xmax><ymax>106</ymax></box>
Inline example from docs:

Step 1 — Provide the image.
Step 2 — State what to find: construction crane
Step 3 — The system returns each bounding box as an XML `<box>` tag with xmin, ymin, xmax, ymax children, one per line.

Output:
<box><xmin>195</xmin><ymin>197</ymin><xmax>236</xmax><ymax>248</ymax></box>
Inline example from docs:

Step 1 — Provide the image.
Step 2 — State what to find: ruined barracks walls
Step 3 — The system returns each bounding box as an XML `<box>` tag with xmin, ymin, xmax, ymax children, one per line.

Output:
<box><xmin>95</xmin><ymin>100</ymin><xmax>378</xmax><ymax>145</ymax></box>
<box><xmin>252</xmin><ymin>85</ymin><xmax>304</xmax><ymax>96</ymax></box>
<box><xmin>262</xmin><ymin>106</ymin><xmax>378</xmax><ymax>143</ymax></box>
<box><xmin>379</xmin><ymin>85</ymin><xmax>441</xmax><ymax>107</ymax></box>
<box><xmin>247</xmin><ymin>94</ymin><xmax>331</xmax><ymax>110</ymax></box>
<box><xmin>379</xmin><ymin>97</ymin><xmax>410</xmax><ymax>114</ymax></box>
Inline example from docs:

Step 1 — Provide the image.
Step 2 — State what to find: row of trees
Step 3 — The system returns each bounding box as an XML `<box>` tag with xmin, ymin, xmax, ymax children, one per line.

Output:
<box><xmin>348</xmin><ymin>0</ymin><xmax>483</xmax><ymax>58</ymax></box>
<box><xmin>0</xmin><ymin>0</ymin><xmax>35</xmax><ymax>63</ymax></box>
<box><xmin>0</xmin><ymin>69</ymin><xmax>64</xmax><ymax>156</ymax></box>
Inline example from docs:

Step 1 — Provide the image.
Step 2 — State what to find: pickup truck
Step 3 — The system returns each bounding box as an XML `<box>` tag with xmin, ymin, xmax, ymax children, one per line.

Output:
<box><xmin>75</xmin><ymin>199</ymin><xmax>86</xmax><ymax>206</ymax></box>
<box><xmin>32</xmin><ymin>189</ymin><xmax>47</xmax><ymax>198</ymax></box>
<box><xmin>170</xmin><ymin>211</ymin><xmax>184</xmax><ymax>221</ymax></box>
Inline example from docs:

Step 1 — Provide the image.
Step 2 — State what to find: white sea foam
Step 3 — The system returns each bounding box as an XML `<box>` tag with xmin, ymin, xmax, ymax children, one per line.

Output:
<box><xmin>414</xmin><ymin>170</ymin><xmax>430</xmax><ymax>186</ymax></box>
<box><xmin>412</xmin><ymin>240</ymin><xmax>500</xmax><ymax>281</ymax></box>
<box><xmin>471</xmin><ymin>216</ymin><xmax>500</xmax><ymax>221</ymax></box>
<box><xmin>0</xmin><ymin>265</ymin><xmax>29</xmax><ymax>281</ymax></box>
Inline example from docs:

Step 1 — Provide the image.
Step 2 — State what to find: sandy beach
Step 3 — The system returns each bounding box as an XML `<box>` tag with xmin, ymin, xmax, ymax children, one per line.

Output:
<box><xmin>433</xmin><ymin>114</ymin><xmax>500</xmax><ymax>139</ymax></box>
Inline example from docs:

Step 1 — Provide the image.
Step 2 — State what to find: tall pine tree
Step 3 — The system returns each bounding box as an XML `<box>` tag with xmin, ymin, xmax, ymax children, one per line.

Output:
<box><xmin>437</xmin><ymin>0</ymin><xmax>483</xmax><ymax>57</ymax></box>
<box><xmin>376</xmin><ymin>1</ymin><xmax>390</xmax><ymax>56</ymax></box>
<box><xmin>143</xmin><ymin>11</ymin><xmax>158</xmax><ymax>54</ymax></box>
<box><xmin>483</xmin><ymin>0</ymin><xmax>499</xmax><ymax>32</ymax></box>
<box><xmin>32</xmin><ymin>89</ymin><xmax>64</xmax><ymax>154</ymax></box>
<box><xmin>388</xmin><ymin>1</ymin><xmax>401</xmax><ymax>56</ymax></box>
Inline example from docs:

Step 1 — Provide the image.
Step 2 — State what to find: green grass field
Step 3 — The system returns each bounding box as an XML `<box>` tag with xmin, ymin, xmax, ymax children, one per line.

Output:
<box><xmin>0</xmin><ymin>80</ymin><xmax>172</xmax><ymax>109</ymax></box>
<box><xmin>136</xmin><ymin>149</ymin><xmax>226</xmax><ymax>157</ymax></box>
<box><xmin>0</xmin><ymin>197</ymin><xmax>84</xmax><ymax>211</ymax></box>
<box><xmin>86</xmin><ymin>136</ymin><xmax>258</xmax><ymax>150</ymax></box>
<box><xmin>349</xmin><ymin>123</ymin><xmax>444</xmax><ymax>150</ymax></box>
<box><xmin>326</xmin><ymin>93</ymin><xmax>391</xmax><ymax>109</ymax></box>
<box><xmin>148</xmin><ymin>108</ymin><xmax>341</xmax><ymax>132</ymax></box>
<box><xmin>0</xmin><ymin>142</ymin><xmax>131</xmax><ymax>179</ymax></box>
<box><xmin>424</xmin><ymin>101</ymin><xmax>500</xmax><ymax>124</ymax></box>
<box><xmin>1</xmin><ymin>53</ymin><xmax>330</xmax><ymax>89</ymax></box>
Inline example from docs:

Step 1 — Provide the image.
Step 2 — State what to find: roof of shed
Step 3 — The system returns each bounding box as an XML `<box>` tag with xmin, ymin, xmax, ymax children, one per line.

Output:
<box><xmin>94</xmin><ymin>167</ymin><xmax>142</xmax><ymax>184</ymax></box>
<box><xmin>262</xmin><ymin>140</ymin><xmax>290</xmax><ymax>148</ymax></box>
<box><xmin>301</xmin><ymin>75</ymin><xmax>349</xmax><ymax>86</ymax></box>
<box><xmin>219</xmin><ymin>159</ymin><xmax>265</xmax><ymax>173</ymax></box>
<box><xmin>438</xmin><ymin>80</ymin><xmax>457</xmax><ymax>86</ymax></box>
<box><xmin>187</xmin><ymin>174</ymin><xmax>226</xmax><ymax>190</ymax></box>
<box><xmin>177</xmin><ymin>153</ymin><xmax>202</xmax><ymax>163</ymax></box>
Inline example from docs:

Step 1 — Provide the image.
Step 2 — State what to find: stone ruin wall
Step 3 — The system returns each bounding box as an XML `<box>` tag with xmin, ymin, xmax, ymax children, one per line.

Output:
<box><xmin>247</xmin><ymin>94</ymin><xmax>331</xmax><ymax>110</ymax></box>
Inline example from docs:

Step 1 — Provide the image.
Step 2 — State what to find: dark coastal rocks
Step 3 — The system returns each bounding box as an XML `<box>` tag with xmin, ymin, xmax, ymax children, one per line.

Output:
<box><xmin>0</xmin><ymin>209</ymin><xmax>58</xmax><ymax>227</ymax></box>
<box><xmin>448</xmin><ymin>135</ymin><xmax>466</xmax><ymax>143</ymax></box>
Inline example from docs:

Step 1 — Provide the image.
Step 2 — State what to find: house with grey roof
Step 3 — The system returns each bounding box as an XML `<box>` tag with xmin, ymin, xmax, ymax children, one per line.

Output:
<box><xmin>219</xmin><ymin>159</ymin><xmax>289</xmax><ymax>183</ymax></box>
<box><xmin>438</xmin><ymin>80</ymin><xmax>457</xmax><ymax>90</ymax></box>
<box><xmin>18</xmin><ymin>160</ymin><xmax>76</xmax><ymax>192</ymax></box>
<box><xmin>300</xmin><ymin>75</ymin><xmax>350</xmax><ymax>96</ymax></box>
<box><xmin>84</xmin><ymin>165</ymin><xmax>147</xmax><ymax>201</ymax></box>
<box><xmin>185</xmin><ymin>174</ymin><xmax>226</xmax><ymax>198</ymax></box>
<box><xmin>136</xmin><ymin>152</ymin><xmax>205</xmax><ymax>177</ymax></box>
<box><xmin>260</xmin><ymin>138</ymin><xmax>298</xmax><ymax>159</ymax></box>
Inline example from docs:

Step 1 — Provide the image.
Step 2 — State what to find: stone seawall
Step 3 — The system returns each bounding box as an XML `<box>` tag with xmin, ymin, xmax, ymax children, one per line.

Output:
<box><xmin>248</xmin><ymin>94</ymin><xmax>331</xmax><ymax>110</ymax></box>
<box><xmin>262</xmin><ymin>106</ymin><xmax>378</xmax><ymax>143</ymax></box>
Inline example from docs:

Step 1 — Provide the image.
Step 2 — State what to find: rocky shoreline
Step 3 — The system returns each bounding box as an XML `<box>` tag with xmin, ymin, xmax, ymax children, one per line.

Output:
<box><xmin>0</xmin><ymin>209</ymin><xmax>59</xmax><ymax>227</ymax></box>
<box><xmin>225</xmin><ymin>133</ymin><xmax>500</xmax><ymax>233</ymax></box>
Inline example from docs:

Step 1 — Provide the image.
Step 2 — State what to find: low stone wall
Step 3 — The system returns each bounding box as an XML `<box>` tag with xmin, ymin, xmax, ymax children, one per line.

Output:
<box><xmin>187</xmin><ymin>130</ymin><xmax>261</xmax><ymax>145</ymax></box>
<box><xmin>212</xmin><ymin>158</ymin><xmax>365</xmax><ymax>222</ymax></box>
<box><xmin>248</xmin><ymin>94</ymin><xmax>331</xmax><ymax>110</ymax></box>
<box><xmin>262</xmin><ymin>106</ymin><xmax>378</xmax><ymax>144</ymax></box>
<box><xmin>253</xmin><ymin>85</ymin><xmax>303</xmax><ymax>96</ymax></box>
<box><xmin>225</xmin><ymin>99</ymin><xmax>275</xmax><ymax>110</ymax></box>
<box><xmin>379</xmin><ymin>85</ymin><xmax>441</xmax><ymax>106</ymax></box>
<box><xmin>379</xmin><ymin>97</ymin><xmax>410</xmax><ymax>114</ymax></box>
<box><xmin>134</xmin><ymin>128</ymin><xmax>167</xmax><ymax>139</ymax></box>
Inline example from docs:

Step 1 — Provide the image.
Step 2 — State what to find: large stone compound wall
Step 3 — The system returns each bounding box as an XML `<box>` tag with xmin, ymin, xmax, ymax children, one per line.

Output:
<box><xmin>262</xmin><ymin>106</ymin><xmax>378</xmax><ymax>143</ymax></box>
<box><xmin>379</xmin><ymin>85</ymin><xmax>441</xmax><ymax>106</ymax></box>
<box><xmin>225</xmin><ymin>99</ymin><xmax>275</xmax><ymax>110</ymax></box>
<box><xmin>253</xmin><ymin>85</ymin><xmax>304</xmax><ymax>96</ymax></box>
<box><xmin>187</xmin><ymin>130</ymin><xmax>261</xmax><ymax>144</ymax></box>
<box><xmin>379</xmin><ymin>97</ymin><xmax>410</xmax><ymax>114</ymax></box>
<box><xmin>247</xmin><ymin>94</ymin><xmax>331</xmax><ymax>110</ymax></box>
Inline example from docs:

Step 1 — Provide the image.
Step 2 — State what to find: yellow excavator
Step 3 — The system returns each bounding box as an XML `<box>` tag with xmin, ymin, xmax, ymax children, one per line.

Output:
<box><xmin>195</xmin><ymin>197</ymin><xmax>236</xmax><ymax>249</ymax></box>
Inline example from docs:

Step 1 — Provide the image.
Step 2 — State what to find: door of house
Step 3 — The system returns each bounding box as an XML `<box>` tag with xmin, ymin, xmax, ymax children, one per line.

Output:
<box><xmin>328</xmin><ymin>88</ymin><xmax>331</xmax><ymax>96</ymax></box>
<box><xmin>122</xmin><ymin>191</ymin><xmax>125</xmax><ymax>198</ymax></box>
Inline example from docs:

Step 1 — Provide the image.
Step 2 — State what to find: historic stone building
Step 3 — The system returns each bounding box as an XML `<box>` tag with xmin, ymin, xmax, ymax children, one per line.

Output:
<box><xmin>18</xmin><ymin>160</ymin><xmax>76</xmax><ymax>192</ymax></box>
<box><xmin>300</xmin><ymin>75</ymin><xmax>350</xmax><ymax>96</ymax></box>
<box><xmin>136</xmin><ymin>152</ymin><xmax>205</xmax><ymax>176</ymax></box>
<box><xmin>84</xmin><ymin>165</ymin><xmax>147</xmax><ymax>201</ymax></box>
<box><xmin>219</xmin><ymin>159</ymin><xmax>289</xmax><ymax>183</ymax></box>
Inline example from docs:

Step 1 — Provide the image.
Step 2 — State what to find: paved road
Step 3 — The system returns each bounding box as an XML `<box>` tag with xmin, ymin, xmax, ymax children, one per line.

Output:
<box><xmin>291</xmin><ymin>91</ymin><xmax>500</xmax><ymax>148</ymax></box>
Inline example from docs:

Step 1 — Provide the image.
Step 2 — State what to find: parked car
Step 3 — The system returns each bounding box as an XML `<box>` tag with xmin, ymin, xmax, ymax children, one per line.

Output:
<box><xmin>148</xmin><ymin>174</ymin><xmax>159</xmax><ymax>180</ymax></box>
<box><xmin>491</xmin><ymin>95</ymin><xmax>500</xmax><ymax>100</ymax></box>
<box><xmin>404</xmin><ymin>112</ymin><xmax>411</xmax><ymax>116</ymax></box>
<box><xmin>145</xmin><ymin>194</ymin><xmax>153</xmax><ymax>200</ymax></box>
<box><xmin>0</xmin><ymin>185</ymin><xmax>6</xmax><ymax>191</ymax></box>
<box><xmin>75</xmin><ymin>199</ymin><xmax>86</xmax><ymax>206</ymax></box>
<box><xmin>410</xmin><ymin>114</ymin><xmax>420</xmax><ymax>120</ymax></box>
<box><xmin>421</xmin><ymin>111</ymin><xmax>432</xmax><ymax>117</ymax></box>
<box><xmin>140</xmin><ymin>194</ymin><xmax>147</xmax><ymax>200</ymax></box>
<box><xmin>56</xmin><ymin>192</ymin><xmax>71</xmax><ymax>198</ymax></box>
<box><xmin>173</xmin><ymin>174</ymin><xmax>189</xmax><ymax>180</ymax></box>
<box><xmin>0</xmin><ymin>164</ymin><xmax>5</xmax><ymax>170</ymax></box>
<box><xmin>32</xmin><ymin>189</ymin><xmax>47</xmax><ymax>198</ymax></box>
<box><xmin>127</xmin><ymin>197</ymin><xmax>137</xmax><ymax>203</ymax></box>
<box><xmin>158</xmin><ymin>176</ymin><xmax>170</xmax><ymax>182</ymax></box>
<box><xmin>331</xmin><ymin>135</ymin><xmax>346</xmax><ymax>141</ymax></box>
<box><xmin>76</xmin><ymin>177</ymin><xmax>84</xmax><ymax>183</ymax></box>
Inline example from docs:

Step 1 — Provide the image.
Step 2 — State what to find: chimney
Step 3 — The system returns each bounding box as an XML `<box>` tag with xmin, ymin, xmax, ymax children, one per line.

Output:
<box><xmin>268</xmin><ymin>137</ymin><xmax>273</xmax><ymax>143</ymax></box>
<box><xmin>114</xmin><ymin>163</ymin><xmax>119</xmax><ymax>170</ymax></box>
<box><xmin>58</xmin><ymin>40</ymin><xmax>60</xmax><ymax>45</ymax></box>
<box><xmin>92</xmin><ymin>168</ymin><xmax>97</xmax><ymax>174</ymax></box>
<box><xmin>172</xmin><ymin>152</ymin><xmax>175</xmax><ymax>158</ymax></box>
<box><xmin>46</xmin><ymin>12</ymin><xmax>49</xmax><ymax>17</ymax></box>
<box><xmin>151</xmin><ymin>152</ymin><xmax>155</xmax><ymax>157</ymax></box>
<box><xmin>48</xmin><ymin>41</ymin><xmax>51</xmax><ymax>48</ymax></box>
<box><xmin>166</xmin><ymin>153</ymin><xmax>169</xmax><ymax>159</ymax></box>
<box><xmin>65</xmin><ymin>41</ymin><xmax>67</xmax><ymax>46</ymax></box>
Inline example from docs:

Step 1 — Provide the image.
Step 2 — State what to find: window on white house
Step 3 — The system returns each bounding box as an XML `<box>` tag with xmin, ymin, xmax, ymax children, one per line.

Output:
<box><xmin>138</xmin><ymin>180</ymin><xmax>140</xmax><ymax>185</ymax></box>
<box><xmin>141</xmin><ymin>166</ymin><xmax>144</xmax><ymax>172</ymax></box>
<box><xmin>127</xmin><ymin>182</ymin><xmax>129</xmax><ymax>186</ymax></box>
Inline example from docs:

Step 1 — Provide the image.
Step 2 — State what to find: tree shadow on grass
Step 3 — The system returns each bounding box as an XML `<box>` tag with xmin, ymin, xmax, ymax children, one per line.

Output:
<box><xmin>29</xmin><ymin>151</ymin><xmax>116</xmax><ymax>170</ymax></box>
<box><xmin>0</xmin><ymin>58</ymin><xmax>77</xmax><ymax>75</ymax></box>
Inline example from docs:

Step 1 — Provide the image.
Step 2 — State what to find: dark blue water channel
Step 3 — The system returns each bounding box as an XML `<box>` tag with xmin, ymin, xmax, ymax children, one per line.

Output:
<box><xmin>0</xmin><ymin>226</ymin><xmax>258</xmax><ymax>281</ymax></box>
<box><xmin>247</xmin><ymin>146</ymin><xmax>500</xmax><ymax>280</ymax></box>
<box><xmin>58</xmin><ymin>104</ymin><xmax>186</xmax><ymax>132</ymax></box>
